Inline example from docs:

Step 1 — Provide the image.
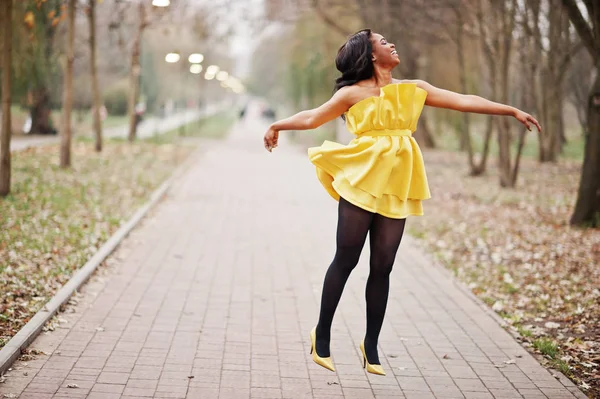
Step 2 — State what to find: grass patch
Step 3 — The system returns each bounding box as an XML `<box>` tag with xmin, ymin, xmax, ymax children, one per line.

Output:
<box><xmin>0</xmin><ymin>134</ymin><xmax>197</xmax><ymax>348</ymax></box>
<box><xmin>517</xmin><ymin>325</ymin><xmax>533</xmax><ymax>338</ymax></box>
<box><xmin>533</xmin><ymin>338</ymin><xmax>559</xmax><ymax>359</ymax></box>
<box><xmin>408</xmin><ymin>227</ymin><xmax>426</xmax><ymax>239</ymax></box>
<box><xmin>143</xmin><ymin>110</ymin><xmax>236</xmax><ymax>144</ymax></box>
<box><xmin>504</xmin><ymin>284</ymin><xmax>519</xmax><ymax>295</ymax></box>
<box><xmin>433</xmin><ymin>120</ymin><xmax>585</xmax><ymax>161</ymax></box>
<box><xmin>553</xmin><ymin>359</ymin><xmax>571</xmax><ymax>376</ymax></box>
<box><xmin>482</xmin><ymin>297</ymin><xmax>496</xmax><ymax>306</ymax></box>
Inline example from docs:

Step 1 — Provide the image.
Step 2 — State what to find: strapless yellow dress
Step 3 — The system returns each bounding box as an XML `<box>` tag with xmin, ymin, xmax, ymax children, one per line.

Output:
<box><xmin>308</xmin><ymin>83</ymin><xmax>431</xmax><ymax>219</ymax></box>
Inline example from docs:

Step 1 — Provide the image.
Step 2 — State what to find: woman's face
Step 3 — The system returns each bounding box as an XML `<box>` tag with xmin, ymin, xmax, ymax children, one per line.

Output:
<box><xmin>370</xmin><ymin>33</ymin><xmax>399</xmax><ymax>67</ymax></box>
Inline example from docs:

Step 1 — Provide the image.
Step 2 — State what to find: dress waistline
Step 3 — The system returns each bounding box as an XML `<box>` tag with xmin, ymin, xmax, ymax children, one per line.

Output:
<box><xmin>356</xmin><ymin>129</ymin><xmax>412</xmax><ymax>137</ymax></box>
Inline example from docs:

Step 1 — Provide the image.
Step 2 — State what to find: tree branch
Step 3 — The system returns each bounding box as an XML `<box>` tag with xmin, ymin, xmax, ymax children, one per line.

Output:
<box><xmin>558</xmin><ymin>41</ymin><xmax>584</xmax><ymax>81</ymax></box>
<box><xmin>561</xmin><ymin>0</ymin><xmax>598</xmax><ymax>59</ymax></box>
<box><xmin>312</xmin><ymin>0</ymin><xmax>352</xmax><ymax>37</ymax></box>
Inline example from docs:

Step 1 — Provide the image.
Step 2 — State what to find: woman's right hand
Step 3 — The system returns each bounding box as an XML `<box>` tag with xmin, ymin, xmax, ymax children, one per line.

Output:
<box><xmin>264</xmin><ymin>126</ymin><xmax>279</xmax><ymax>152</ymax></box>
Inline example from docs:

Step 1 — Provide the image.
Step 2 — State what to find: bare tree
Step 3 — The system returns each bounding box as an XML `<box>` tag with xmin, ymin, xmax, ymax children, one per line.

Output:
<box><xmin>484</xmin><ymin>0</ymin><xmax>526</xmax><ymax>188</ymax></box>
<box><xmin>60</xmin><ymin>0</ymin><xmax>76</xmax><ymax>168</ymax></box>
<box><xmin>522</xmin><ymin>0</ymin><xmax>576</xmax><ymax>163</ymax></box>
<box><xmin>561</xmin><ymin>0</ymin><xmax>600</xmax><ymax>227</ymax></box>
<box><xmin>566</xmin><ymin>47</ymin><xmax>593</xmax><ymax>134</ymax></box>
<box><xmin>0</xmin><ymin>0</ymin><xmax>13</xmax><ymax>196</ymax></box>
<box><xmin>419</xmin><ymin>0</ymin><xmax>492</xmax><ymax>174</ymax></box>
<box><xmin>127</xmin><ymin>2</ymin><xmax>147</xmax><ymax>142</ymax></box>
<box><xmin>88</xmin><ymin>0</ymin><xmax>103</xmax><ymax>152</ymax></box>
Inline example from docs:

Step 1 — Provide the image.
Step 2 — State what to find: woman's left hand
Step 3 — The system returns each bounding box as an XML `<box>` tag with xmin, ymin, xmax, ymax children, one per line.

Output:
<box><xmin>514</xmin><ymin>110</ymin><xmax>541</xmax><ymax>132</ymax></box>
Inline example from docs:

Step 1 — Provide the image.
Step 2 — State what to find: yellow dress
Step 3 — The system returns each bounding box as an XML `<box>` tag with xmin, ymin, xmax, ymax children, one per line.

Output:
<box><xmin>307</xmin><ymin>82</ymin><xmax>431</xmax><ymax>219</ymax></box>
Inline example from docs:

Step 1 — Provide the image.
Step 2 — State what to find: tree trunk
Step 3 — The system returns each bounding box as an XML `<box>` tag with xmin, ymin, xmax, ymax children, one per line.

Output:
<box><xmin>496</xmin><ymin>0</ymin><xmax>518</xmax><ymax>188</ymax></box>
<box><xmin>89</xmin><ymin>0</ymin><xmax>102</xmax><ymax>152</ymax></box>
<box><xmin>511</xmin><ymin>129</ymin><xmax>527</xmax><ymax>186</ymax></box>
<box><xmin>30</xmin><ymin>88</ymin><xmax>53</xmax><ymax>135</ymax></box>
<box><xmin>471</xmin><ymin>0</ymin><xmax>497</xmax><ymax>177</ymax></box>
<box><xmin>534</xmin><ymin>0</ymin><xmax>571</xmax><ymax>163</ymax></box>
<box><xmin>0</xmin><ymin>0</ymin><xmax>13</xmax><ymax>197</ymax></box>
<box><xmin>561</xmin><ymin>0</ymin><xmax>600</xmax><ymax>226</ymax></box>
<box><xmin>454</xmin><ymin>8</ymin><xmax>475</xmax><ymax>168</ymax></box>
<box><xmin>60</xmin><ymin>0</ymin><xmax>76</xmax><ymax>168</ymax></box>
<box><xmin>128</xmin><ymin>3</ymin><xmax>145</xmax><ymax>143</ymax></box>
<box><xmin>471</xmin><ymin>115</ymin><xmax>494</xmax><ymax>176</ymax></box>
<box><xmin>570</xmin><ymin>61</ymin><xmax>600</xmax><ymax>227</ymax></box>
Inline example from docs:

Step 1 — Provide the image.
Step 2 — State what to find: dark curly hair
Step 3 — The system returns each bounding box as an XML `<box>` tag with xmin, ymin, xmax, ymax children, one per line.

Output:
<box><xmin>334</xmin><ymin>29</ymin><xmax>374</xmax><ymax>93</ymax></box>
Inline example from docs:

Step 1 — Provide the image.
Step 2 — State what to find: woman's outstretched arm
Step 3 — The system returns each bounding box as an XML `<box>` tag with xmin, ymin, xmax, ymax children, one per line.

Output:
<box><xmin>411</xmin><ymin>80</ymin><xmax>541</xmax><ymax>132</ymax></box>
<box><xmin>264</xmin><ymin>88</ymin><xmax>352</xmax><ymax>152</ymax></box>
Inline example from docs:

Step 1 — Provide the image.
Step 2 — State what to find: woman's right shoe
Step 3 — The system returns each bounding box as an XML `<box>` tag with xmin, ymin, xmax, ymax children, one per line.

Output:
<box><xmin>309</xmin><ymin>327</ymin><xmax>335</xmax><ymax>372</ymax></box>
<box><xmin>360</xmin><ymin>340</ymin><xmax>386</xmax><ymax>376</ymax></box>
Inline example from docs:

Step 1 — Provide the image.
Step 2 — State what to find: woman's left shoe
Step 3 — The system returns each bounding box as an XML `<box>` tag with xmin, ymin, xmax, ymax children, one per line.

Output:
<box><xmin>360</xmin><ymin>340</ymin><xmax>386</xmax><ymax>376</ymax></box>
<box><xmin>310</xmin><ymin>327</ymin><xmax>335</xmax><ymax>372</ymax></box>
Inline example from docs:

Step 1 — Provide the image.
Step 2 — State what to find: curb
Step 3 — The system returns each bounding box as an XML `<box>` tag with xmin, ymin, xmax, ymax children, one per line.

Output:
<box><xmin>0</xmin><ymin>146</ymin><xmax>201</xmax><ymax>376</ymax></box>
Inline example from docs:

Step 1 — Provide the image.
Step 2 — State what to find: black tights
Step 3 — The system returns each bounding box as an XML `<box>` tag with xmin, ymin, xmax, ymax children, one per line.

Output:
<box><xmin>315</xmin><ymin>197</ymin><xmax>406</xmax><ymax>364</ymax></box>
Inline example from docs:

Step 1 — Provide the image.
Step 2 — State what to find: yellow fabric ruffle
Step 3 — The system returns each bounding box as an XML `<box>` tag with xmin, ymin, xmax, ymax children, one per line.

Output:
<box><xmin>307</xmin><ymin>83</ymin><xmax>431</xmax><ymax>219</ymax></box>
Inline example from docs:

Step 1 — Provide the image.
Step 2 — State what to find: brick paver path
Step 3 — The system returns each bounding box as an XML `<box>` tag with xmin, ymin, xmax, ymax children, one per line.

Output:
<box><xmin>0</xmin><ymin>103</ymin><xmax>585</xmax><ymax>399</ymax></box>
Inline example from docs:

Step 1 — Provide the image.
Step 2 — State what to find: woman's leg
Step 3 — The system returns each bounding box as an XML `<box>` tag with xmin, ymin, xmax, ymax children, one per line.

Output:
<box><xmin>363</xmin><ymin>214</ymin><xmax>406</xmax><ymax>364</ymax></box>
<box><xmin>315</xmin><ymin>197</ymin><xmax>374</xmax><ymax>357</ymax></box>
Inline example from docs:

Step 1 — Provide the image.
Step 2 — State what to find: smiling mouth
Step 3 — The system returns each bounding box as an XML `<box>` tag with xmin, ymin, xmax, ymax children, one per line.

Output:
<box><xmin>391</xmin><ymin>50</ymin><xmax>397</xmax><ymax>55</ymax></box>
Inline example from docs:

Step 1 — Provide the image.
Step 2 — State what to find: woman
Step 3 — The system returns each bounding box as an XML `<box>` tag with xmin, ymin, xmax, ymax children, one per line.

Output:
<box><xmin>263</xmin><ymin>29</ymin><xmax>540</xmax><ymax>376</ymax></box>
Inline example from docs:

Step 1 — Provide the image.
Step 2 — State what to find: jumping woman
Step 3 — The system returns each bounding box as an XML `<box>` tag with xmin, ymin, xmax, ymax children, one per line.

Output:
<box><xmin>263</xmin><ymin>29</ymin><xmax>540</xmax><ymax>375</ymax></box>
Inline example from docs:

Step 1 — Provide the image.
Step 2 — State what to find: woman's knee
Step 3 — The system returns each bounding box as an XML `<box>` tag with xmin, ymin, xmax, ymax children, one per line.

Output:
<box><xmin>369</xmin><ymin>253</ymin><xmax>395</xmax><ymax>276</ymax></box>
<box><xmin>332</xmin><ymin>245</ymin><xmax>362</xmax><ymax>272</ymax></box>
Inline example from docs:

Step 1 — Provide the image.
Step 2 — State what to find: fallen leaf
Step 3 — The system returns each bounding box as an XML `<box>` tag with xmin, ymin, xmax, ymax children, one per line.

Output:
<box><xmin>545</xmin><ymin>322</ymin><xmax>560</xmax><ymax>329</ymax></box>
<box><xmin>66</xmin><ymin>383</ymin><xmax>79</xmax><ymax>388</ymax></box>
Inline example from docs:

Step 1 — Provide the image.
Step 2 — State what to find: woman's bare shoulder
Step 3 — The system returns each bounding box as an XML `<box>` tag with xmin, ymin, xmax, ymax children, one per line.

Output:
<box><xmin>335</xmin><ymin>84</ymin><xmax>374</xmax><ymax>103</ymax></box>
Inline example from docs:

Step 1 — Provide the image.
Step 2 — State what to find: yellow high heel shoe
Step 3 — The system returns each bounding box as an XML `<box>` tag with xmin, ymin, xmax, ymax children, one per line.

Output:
<box><xmin>360</xmin><ymin>340</ymin><xmax>386</xmax><ymax>376</ymax></box>
<box><xmin>309</xmin><ymin>327</ymin><xmax>335</xmax><ymax>372</ymax></box>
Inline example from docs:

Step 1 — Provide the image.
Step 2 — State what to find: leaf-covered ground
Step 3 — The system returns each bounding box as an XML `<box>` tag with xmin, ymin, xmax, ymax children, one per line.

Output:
<box><xmin>409</xmin><ymin>150</ymin><xmax>600</xmax><ymax>397</ymax></box>
<box><xmin>0</xmin><ymin>140</ymin><xmax>194</xmax><ymax>349</ymax></box>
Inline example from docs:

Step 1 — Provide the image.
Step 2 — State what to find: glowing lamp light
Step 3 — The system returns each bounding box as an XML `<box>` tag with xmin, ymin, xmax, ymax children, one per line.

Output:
<box><xmin>206</xmin><ymin>65</ymin><xmax>220</xmax><ymax>75</ymax></box>
<box><xmin>190</xmin><ymin>64</ymin><xmax>203</xmax><ymax>74</ymax></box>
<box><xmin>152</xmin><ymin>0</ymin><xmax>170</xmax><ymax>7</ymax></box>
<box><xmin>216</xmin><ymin>71</ymin><xmax>229</xmax><ymax>81</ymax></box>
<box><xmin>188</xmin><ymin>53</ymin><xmax>204</xmax><ymax>64</ymax></box>
<box><xmin>165</xmin><ymin>52</ymin><xmax>180</xmax><ymax>63</ymax></box>
<box><xmin>205</xmin><ymin>73</ymin><xmax>215</xmax><ymax>80</ymax></box>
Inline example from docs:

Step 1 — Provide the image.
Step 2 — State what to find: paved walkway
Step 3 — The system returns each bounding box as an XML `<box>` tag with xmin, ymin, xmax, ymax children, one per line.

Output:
<box><xmin>0</xmin><ymin>104</ymin><xmax>585</xmax><ymax>399</ymax></box>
